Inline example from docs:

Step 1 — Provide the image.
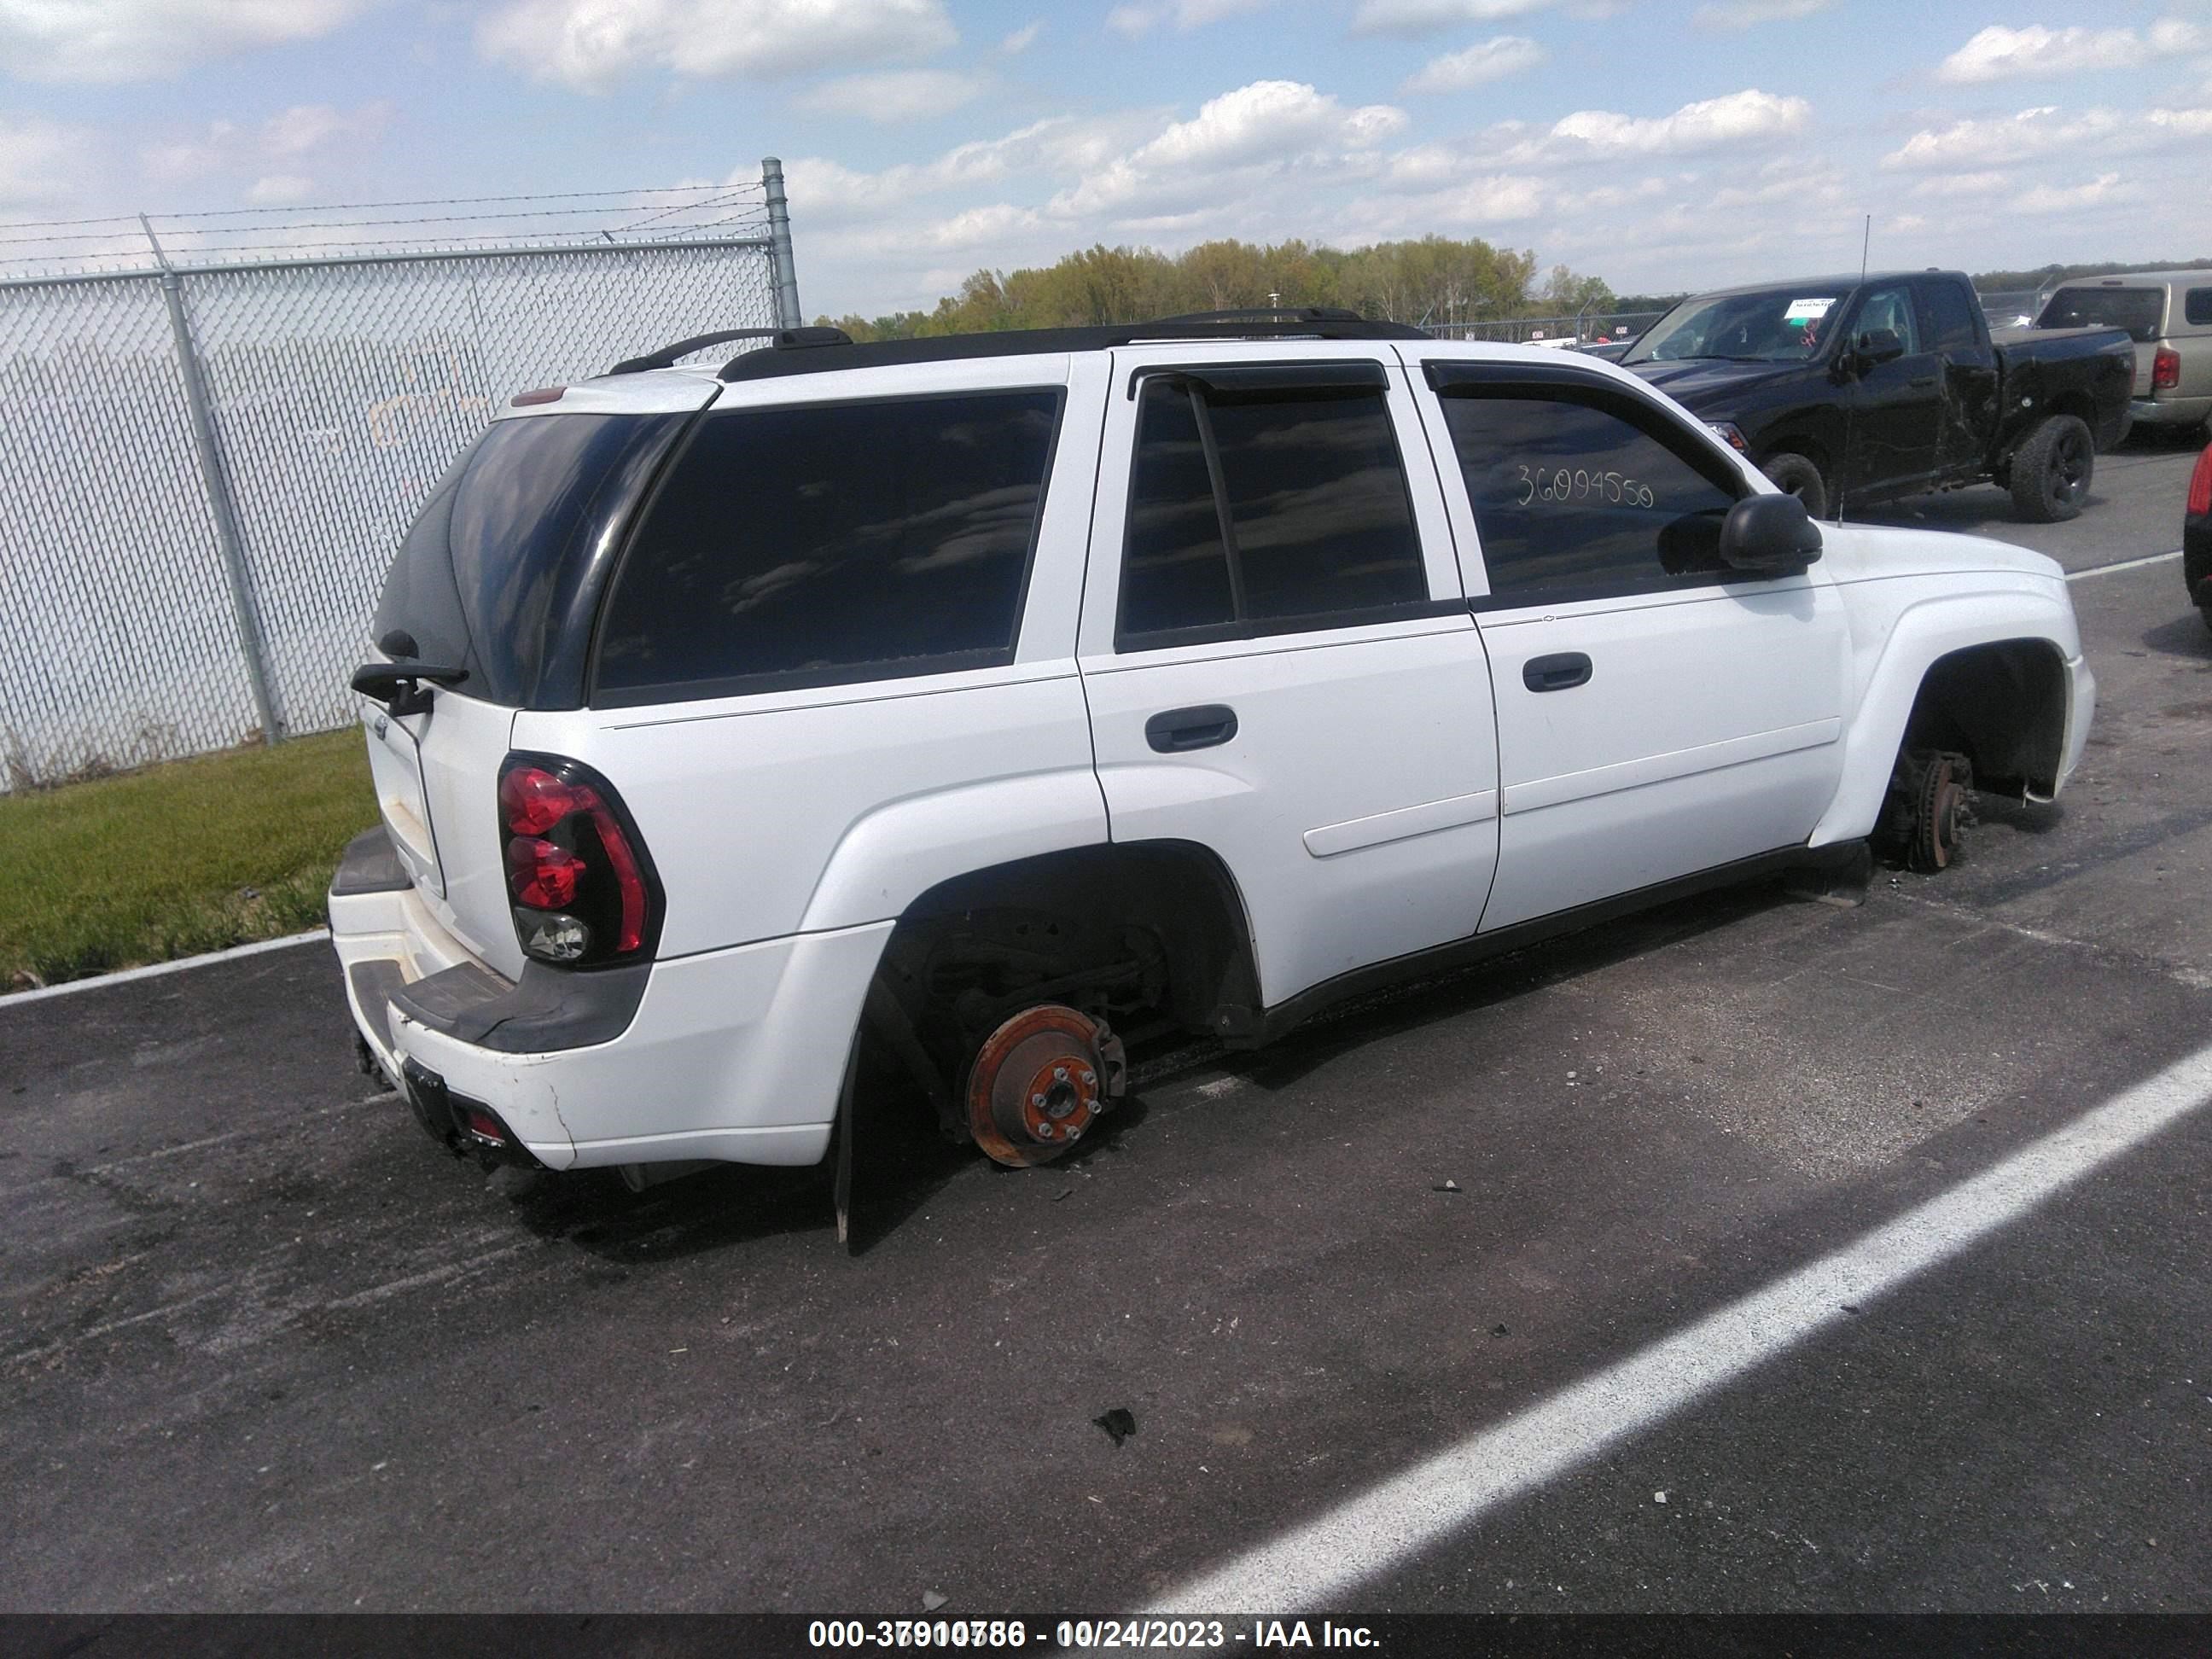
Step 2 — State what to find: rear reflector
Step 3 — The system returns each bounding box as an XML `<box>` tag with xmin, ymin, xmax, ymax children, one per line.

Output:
<box><xmin>2189</xmin><ymin>445</ymin><xmax>2212</xmax><ymax>518</ymax></box>
<box><xmin>463</xmin><ymin>1107</ymin><xmax>509</xmax><ymax>1145</ymax></box>
<box><xmin>2153</xmin><ymin>347</ymin><xmax>2181</xmax><ymax>391</ymax></box>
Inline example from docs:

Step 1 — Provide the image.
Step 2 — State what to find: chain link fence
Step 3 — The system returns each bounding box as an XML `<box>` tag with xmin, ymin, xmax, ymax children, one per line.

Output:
<box><xmin>0</xmin><ymin>166</ymin><xmax>800</xmax><ymax>790</ymax></box>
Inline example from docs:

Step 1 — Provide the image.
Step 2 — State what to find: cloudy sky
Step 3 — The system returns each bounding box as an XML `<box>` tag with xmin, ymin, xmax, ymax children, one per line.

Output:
<box><xmin>3</xmin><ymin>0</ymin><xmax>2210</xmax><ymax>314</ymax></box>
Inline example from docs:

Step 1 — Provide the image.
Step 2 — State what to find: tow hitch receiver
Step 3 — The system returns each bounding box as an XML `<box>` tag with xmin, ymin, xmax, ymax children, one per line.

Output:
<box><xmin>399</xmin><ymin>1057</ymin><xmax>544</xmax><ymax>1168</ymax></box>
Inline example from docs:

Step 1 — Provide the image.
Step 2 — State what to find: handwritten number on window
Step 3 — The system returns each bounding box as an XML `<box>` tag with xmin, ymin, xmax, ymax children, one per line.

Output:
<box><xmin>1511</xmin><ymin>465</ymin><xmax>1654</xmax><ymax>509</ymax></box>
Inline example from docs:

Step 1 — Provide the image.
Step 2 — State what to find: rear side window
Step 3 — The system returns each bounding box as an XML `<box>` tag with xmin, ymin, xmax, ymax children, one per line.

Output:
<box><xmin>1119</xmin><ymin>374</ymin><xmax>1427</xmax><ymax>644</ymax></box>
<box><xmin>594</xmin><ymin>389</ymin><xmax>1061</xmax><ymax>702</ymax></box>
<box><xmin>2038</xmin><ymin>286</ymin><xmax>2165</xmax><ymax>341</ymax></box>
<box><xmin>373</xmin><ymin>413</ymin><xmax>683</xmax><ymax>707</ymax></box>
<box><xmin>1918</xmin><ymin>281</ymin><xmax>1982</xmax><ymax>352</ymax></box>
<box><xmin>1439</xmin><ymin>390</ymin><xmax>1742</xmax><ymax>602</ymax></box>
<box><xmin>2187</xmin><ymin>288</ymin><xmax>2212</xmax><ymax>328</ymax></box>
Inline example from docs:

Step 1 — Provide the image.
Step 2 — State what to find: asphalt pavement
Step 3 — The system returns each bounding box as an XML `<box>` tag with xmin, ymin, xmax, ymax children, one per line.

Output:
<box><xmin>2</xmin><ymin>438</ymin><xmax>2207</xmax><ymax>1616</ymax></box>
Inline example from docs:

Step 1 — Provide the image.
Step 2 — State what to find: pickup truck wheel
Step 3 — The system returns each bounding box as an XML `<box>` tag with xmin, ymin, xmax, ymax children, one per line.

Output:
<box><xmin>1760</xmin><ymin>451</ymin><xmax>1826</xmax><ymax>519</ymax></box>
<box><xmin>964</xmin><ymin>1004</ymin><xmax>1128</xmax><ymax>1168</ymax></box>
<box><xmin>1907</xmin><ymin>751</ymin><xmax>1973</xmax><ymax>873</ymax></box>
<box><xmin>2010</xmin><ymin>414</ymin><xmax>2093</xmax><ymax>523</ymax></box>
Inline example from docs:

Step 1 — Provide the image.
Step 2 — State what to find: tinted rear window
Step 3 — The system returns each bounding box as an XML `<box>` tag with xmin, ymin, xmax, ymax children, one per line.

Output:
<box><xmin>594</xmin><ymin>389</ymin><xmax>1062</xmax><ymax>702</ymax></box>
<box><xmin>2037</xmin><ymin>286</ymin><xmax>2165</xmax><ymax>341</ymax></box>
<box><xmin>373</xmin><ymin>413</ymin><xmax>683</xmax><ymax>707</ymax></box>
<box><xmin>1119</xmin><ymin>376</ymin><xmax>1427</xmax><ymax>643</ymax></box>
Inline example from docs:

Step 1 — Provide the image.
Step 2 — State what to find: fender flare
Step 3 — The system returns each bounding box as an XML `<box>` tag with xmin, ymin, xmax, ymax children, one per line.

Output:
<box><xmin>1810</xmin><ymin>590</ymin><xmax>2078</xmax><ymax>847</ymax></box>
<box><xmin>797</xmin><ymin>767</ymin><xmax>1112</xmax><ymax>934</ymax></box>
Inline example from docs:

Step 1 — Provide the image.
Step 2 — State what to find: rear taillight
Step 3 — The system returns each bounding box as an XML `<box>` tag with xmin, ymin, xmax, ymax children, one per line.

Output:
<box><xmin>2189</xmin><ymin>445</ymin><xmax>2212</xmax><ymax>518</ymax></box>
<box><xmin>2153</xmin><ymin>346</ymin><xmax>2181</xmax><ymax>390</ymax></box>
<box><xmin>498</xmin><ymin>754</ymin><xmax>660</xmax><ymax>966</ymax></box>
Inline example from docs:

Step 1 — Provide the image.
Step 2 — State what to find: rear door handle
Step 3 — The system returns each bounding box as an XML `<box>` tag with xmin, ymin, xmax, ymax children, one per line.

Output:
<box><xmin>1522</xmin><ymin>652</ymin><xmax>1592</xmax><ymax>693</ymax></box>
<box><xmin>1145</xmin><ymin>704</ymin><xmax>1238</xmax><ymax>752</ymax></box>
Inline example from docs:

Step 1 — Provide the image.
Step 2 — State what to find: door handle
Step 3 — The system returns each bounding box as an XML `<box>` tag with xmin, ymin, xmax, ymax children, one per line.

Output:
<box><xmin>1907</xmin><ymin>375</ymin><xmax>1938</xmax><ymax>389</ymax></box>
<box><xmin>1144</xmin><ymin>704</ymin><xmax>1238</xmax><ymax>753</ymax></box>
<box><xmin>1522</xmin><ymin>652</ymin><xmax>1592</xmax><ymax>693</ymax></box>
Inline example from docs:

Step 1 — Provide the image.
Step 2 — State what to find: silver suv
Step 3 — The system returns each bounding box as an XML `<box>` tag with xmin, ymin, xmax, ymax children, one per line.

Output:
<box><xmin>2037</xmin><ymin>271</ymin><xmax>2212</xmax><ymax>439</ymax></box>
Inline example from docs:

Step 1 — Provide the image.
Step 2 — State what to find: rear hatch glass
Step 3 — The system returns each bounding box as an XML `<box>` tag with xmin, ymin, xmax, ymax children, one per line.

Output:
<box><xmin>372</xmin><ymin>410</ymin><xmax>687</xmax><ymax>709</ymax></box>
<box><xmin>2036</xmin><ymin>286</ymin><xmax>2165</xmax><ymax>343</ymax></box>
<box><xmin>364</xmin><ymin>409</ymin><xmax>684</xmax><ymax>917</ymax></box>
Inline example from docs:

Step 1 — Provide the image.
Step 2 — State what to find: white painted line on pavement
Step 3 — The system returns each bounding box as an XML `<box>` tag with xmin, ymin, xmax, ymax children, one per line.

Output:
<box><xmin>1148</xmin><ymin>1041</ymin><xmax>2212</xmax><ymax>1613</ymax></box>
<box><xmin>2066</xmin><ymin>548</ymin><xmax>2183</xmax><ymax>581</ymax></box>
<box><xmin>0</xmin><ymin>928</ymin><xmax>329</xmax><ymax>1009</ymax></box>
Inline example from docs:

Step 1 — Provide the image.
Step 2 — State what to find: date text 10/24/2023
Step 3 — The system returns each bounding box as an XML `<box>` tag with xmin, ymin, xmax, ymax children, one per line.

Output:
<box><xmin>806</xmin><ymin>1621</ymin><xmax>1381</xmax><ymax>1650</ymax></box>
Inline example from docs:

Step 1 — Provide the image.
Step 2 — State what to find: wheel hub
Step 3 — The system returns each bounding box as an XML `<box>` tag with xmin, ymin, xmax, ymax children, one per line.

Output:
<box><xmin>965</xmin><ymin>1004</ymin><xmax>1128</xmax><ymax>1167</ymax></box>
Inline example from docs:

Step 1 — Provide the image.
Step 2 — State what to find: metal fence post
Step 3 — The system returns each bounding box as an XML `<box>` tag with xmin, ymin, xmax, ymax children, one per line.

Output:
<box><xmin>141</xmin><ymin>213</ymin><xmax>282</xmax><ymax>746</ymax></box>
<box><xmin>762</xmin><ymin>158</ymin><xmax>803</xmax><ymax>329</ymax></box>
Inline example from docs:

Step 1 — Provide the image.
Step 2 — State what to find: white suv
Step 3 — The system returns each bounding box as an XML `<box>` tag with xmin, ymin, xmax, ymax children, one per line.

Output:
<box><xmin>329</xmin><ymin>309</ymin><xmax>2093</xmax><ymax>1196</ymax></box>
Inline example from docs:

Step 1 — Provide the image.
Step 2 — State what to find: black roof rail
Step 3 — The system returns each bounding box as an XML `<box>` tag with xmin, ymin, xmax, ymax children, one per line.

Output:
<box><xmin>717</xmin><ymin>311</ymin><xmax>1428</xmax><ymax>381</ymax></box>
<box><xmin>608</xmin><ymin>327</ymin><xmax>780</xmax><ymax>375</ymax></box>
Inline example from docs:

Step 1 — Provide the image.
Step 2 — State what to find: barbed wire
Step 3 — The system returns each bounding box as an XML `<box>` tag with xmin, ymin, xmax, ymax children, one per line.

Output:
<box><xmin>0</xmin><ymin>182</ymin><xmax>775</xmax><ymax>279</ymax></box>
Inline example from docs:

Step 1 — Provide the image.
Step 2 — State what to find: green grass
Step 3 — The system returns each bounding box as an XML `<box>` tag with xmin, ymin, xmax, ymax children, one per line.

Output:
<box><xmin>2</xmin><ymin>729</ymin><xmax>380</xmax><ymax>988</ymax></box>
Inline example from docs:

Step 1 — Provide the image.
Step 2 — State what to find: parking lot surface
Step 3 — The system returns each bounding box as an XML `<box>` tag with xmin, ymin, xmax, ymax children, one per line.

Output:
<box><xmin>3</xmin><ymin>440</ymin><xmax>2207</xmax><ymax>1614</ymax></box>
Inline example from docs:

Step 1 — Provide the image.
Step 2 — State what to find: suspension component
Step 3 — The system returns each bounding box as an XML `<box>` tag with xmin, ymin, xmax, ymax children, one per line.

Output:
<box><xmin>964</xmin><ymin>1004</ymin><xmax>1127</xmax><ymax>1168</ymax></box>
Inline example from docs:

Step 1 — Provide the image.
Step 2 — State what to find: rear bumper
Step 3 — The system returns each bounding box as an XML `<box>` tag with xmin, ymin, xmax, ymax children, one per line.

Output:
<box><xmin>2129</xmin><ymin>395</ymin><xmax>2211</xmax><ymax>428</ymax></box>
<box><xmin>329</xmin><ymin>830</ymin><xmax>883</xmax><ymax>1171</ymax></box>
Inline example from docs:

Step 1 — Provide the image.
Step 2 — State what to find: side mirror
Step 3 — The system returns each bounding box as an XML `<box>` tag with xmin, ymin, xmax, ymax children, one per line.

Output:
<box><xmin>1858</xmin><ymin>327</ymin><xmax>1906</xmax><ymax>366</ymax></box>
<box><xmin>1719</xmin><ymin>493</ymin><xmax>1824</xmax><ymax>573</ymax></box>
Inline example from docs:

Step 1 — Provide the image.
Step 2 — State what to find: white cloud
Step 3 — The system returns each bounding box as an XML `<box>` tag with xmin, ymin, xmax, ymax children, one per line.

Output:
<box><xmin>1129</xmin><ymin>79</ymin><xmax>1404</xmax><ymax>170</ymax></box>
<box><xmin>1693</xmin><ymin>0</ymin><xmax>1829</xmax><ymax>27</ymax></box>
<box><xmin>999</xmin><ymin>20</ymin><xmax>1040</xmax><ymax>52</ymax></box>
<box><xmin>1049</xmin><ymin>80</ymin><xmax>1403</xmax><ymax>218</ymax></box>
<box><xmin>0</xmin><ymin>115</ymin><xmax>80</xmax><ymax>206</ymax></box>
<box><xmin>1404</xmin><ymin>34</ymin><xmax>1546</xmax><ymax>93</ymax></box>
<box><xmin>1881</xmin><ymin>103</ymin><xmax>2212</xmax><ymax>167</ymax></box>
<box><xmin>1908</xmin><ymin>169</ymin><xmax>2011</xmax><ymax>198</ymax></box>
<box><xmin>795</xmin><ymin>69</ymin><xmax>987</xmax><ymax>120</ymax></box>
<box><xmin>1350</xmin><ymin>0</ymin><xmax>1552</xmax><ymax>38</ymax></box>
<box><xmin>1936</xmin><ymin>22</ymin><xmax>2182</xmax><ymax>84</ymax></box>
<box><xmin>2013</xmin><ymin>171</ymin><xmax>2139</xmax><ymax>213</ymax></box>
<box><xmin>247</xmin><ymin>173</ymin><xmax>315</xmax><ymax>204</ymax></box>
<box><xmin>1516</xmin><ymin>88</ymin><xmax>1811</xmax><ymax>160</ymax></box>
<box><xmin>141</xmin><ymin>103</ymin><xmax>390</xmax><ymax>185</ymax></box>
<box><xmin>778</xmin><ymin>111</ymin><xmax>1166</xmax><ymax>224</ymax></box>
<box><xmin>0</xmin><ymin>0</ymin><xmax>375</xmax><ymax>83</ymax></box>
<box><xmin>477</xmin><ymin>0</ymin><xmax>958</xmax><ymax>92</ymax></box>
<box><xmin>1104</xmin><ymin>0</ymin><xmax>1271</xmax><ymax>35</ymax></box>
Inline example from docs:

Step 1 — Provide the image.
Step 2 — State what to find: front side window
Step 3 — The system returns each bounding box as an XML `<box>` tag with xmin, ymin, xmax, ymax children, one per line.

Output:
<box><xmin>1440</xmin><ymin>390</ymin><xmax>1743</xmax><ymax>602</ymax></box>
<box><xmin>1850</xmin><ymin>285</ymin><xmax>1922</xmax><ymax>355</ymax></box>
<box><xmin>595</xmin><ymin>388</ymin><xmax>1061</xmax><ymax>701</ymax></box>
<box><xmin>1119</xmin><ymin>374</ymin><xmax>1427</xmax><ymax>643</ymax></box>
<box><xmin>1918</xmin><ymin>281</ymin><xmax>1982</xmax><ymax>353</ymax></box>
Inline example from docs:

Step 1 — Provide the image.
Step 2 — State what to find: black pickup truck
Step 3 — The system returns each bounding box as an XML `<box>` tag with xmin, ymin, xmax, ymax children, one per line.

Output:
<box><xmin>1621</xmin><ymin>268</ymin><xmax>2133</xmax><ymax>522</ymax></box>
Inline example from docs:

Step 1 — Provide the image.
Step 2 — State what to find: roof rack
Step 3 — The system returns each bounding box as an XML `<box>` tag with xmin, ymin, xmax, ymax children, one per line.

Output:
<box><xmin>716</xmin><ymin>308</ymin><xmax>1429</xmax><ymax>382</ymax></box>
<box><xmin>607</xmin><ymin>327</ymin><xmax>782</xmax><ymax>375</ymax></box>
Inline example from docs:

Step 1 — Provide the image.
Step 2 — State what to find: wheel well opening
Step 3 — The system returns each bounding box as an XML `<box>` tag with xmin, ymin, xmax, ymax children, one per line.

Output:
<box><xmin>866</xmin><ymin>842</ymin><xmax>1261</xmax><ymax>1135</ymax></box>
<box><xmin>1763</xmin><ymin>436</ymin><xmax>1830</xmax><ymax>474</ymax></box>
<box><xmin>1901</xmin><ymin>639</ymin><xmax>2069</xmax><ymax>799</ymax></box>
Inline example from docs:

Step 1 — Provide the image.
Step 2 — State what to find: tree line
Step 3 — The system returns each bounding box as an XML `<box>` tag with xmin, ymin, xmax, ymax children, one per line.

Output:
<box><xmin>812</xmin><ymin>236</ymin><xmax>1620</xmax><ymax>341</ymax></box>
